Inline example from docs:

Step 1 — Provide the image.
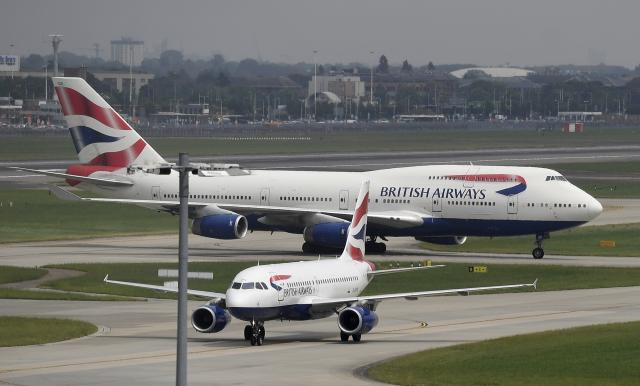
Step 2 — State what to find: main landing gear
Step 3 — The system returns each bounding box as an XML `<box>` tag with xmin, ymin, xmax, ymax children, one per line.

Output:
<box><xmin>301</xmin><ymin>238</ymin><xmax>387</xmax><ymax>254</ymax></box>
<box><xmin>340</xmin><ymin>331</ymin><xmax>362</xmax><ymax>343</ymax></box>
<box><xmin>244</xmin><ymin>321</ymin><xmax>265</xmax><ymax>346</ymax></box>
<box><xmin>532</xmin><ymin>232</ymin><xmax>549</xmax><ymax>259</ymax></box>
<box><xmin>365</xmin><ymin>236</ymin><xmax>387</xmax><ymax>254</ymax></box>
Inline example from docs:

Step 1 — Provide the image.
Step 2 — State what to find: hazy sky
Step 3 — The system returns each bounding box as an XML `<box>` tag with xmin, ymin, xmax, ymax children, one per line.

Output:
<box><xmin>2</xmin><ymin>0</ymin><xmax>639</xmax><ymax>67</ymax></box>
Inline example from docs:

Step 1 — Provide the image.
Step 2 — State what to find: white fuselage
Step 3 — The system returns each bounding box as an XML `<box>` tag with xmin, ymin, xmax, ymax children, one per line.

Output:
<box><xmin>81</xmin><ymin>164</ymin><xmax>602</xmax><ymax>238</ymax></box>
<box><xmin>224</xmin><ymin>257</ymin><xmax>373</xmax><ymax>322</ymax></box>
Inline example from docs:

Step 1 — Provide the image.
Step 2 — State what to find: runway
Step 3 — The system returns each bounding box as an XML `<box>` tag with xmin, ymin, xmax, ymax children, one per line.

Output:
<box><xmin>1</xmin><ymin>146</ymin><xmax>639</xmax><ymax>385</ymax></box>
<box><xmin>2</xmin><ymin>144</ymin><xmax>640</xmax><ymax>181</ymax></box>
<box><xmin>1</xmin><ymin>286</ymin><xmax>639</xmax><ymax>386</ymax></box>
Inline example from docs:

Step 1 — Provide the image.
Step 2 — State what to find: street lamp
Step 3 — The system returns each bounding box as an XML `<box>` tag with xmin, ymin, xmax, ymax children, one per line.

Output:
<box><xmin>313</xmin><ymin>50</ymin><xmax>318</xmax><ymax>121</ymax></box>
<box><xmin>369</xmin><ymin>50</ymin><xmax>375</xmax><ymax>105</ymax></box>
<box><xmin>43</xmin><ymin>65</ymin><xmax>48</xmax><ymax>100</ymax></box>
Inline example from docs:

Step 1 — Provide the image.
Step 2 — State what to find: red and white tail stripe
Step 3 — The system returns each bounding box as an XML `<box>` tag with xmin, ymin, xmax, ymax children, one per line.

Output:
<box><xmin>53</xmin><ymin>77</ymin><xmax>165</xmax><ymax>167</ymax></box>
<box><xmin>340</xmin><ymin>180</ymin><xmax>372</xmax><ymax>267</ymax></box>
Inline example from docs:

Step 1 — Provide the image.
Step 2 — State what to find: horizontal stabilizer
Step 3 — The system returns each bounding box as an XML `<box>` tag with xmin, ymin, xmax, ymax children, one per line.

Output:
<box><xmin>11</xmin><ymin>167</ymin><xmax>133</xmax><ymax>186</ymax></box>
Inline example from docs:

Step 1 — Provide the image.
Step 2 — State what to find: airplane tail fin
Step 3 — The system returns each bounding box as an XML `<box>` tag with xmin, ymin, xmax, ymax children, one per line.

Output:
<box><xmin>339</xmin><ymin>180</ymin><xmax>372</xmax><ymax>267</ymax></box>
<box><xmin>52</xmin><ymin>77</ymin><xmax>166</xmax><ymax>167</ymax></box>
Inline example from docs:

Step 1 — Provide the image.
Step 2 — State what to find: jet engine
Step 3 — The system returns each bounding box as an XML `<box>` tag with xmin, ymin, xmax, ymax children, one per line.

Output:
<box><xmin>191</xmin><ymin>304</ymin><xmax>231</xmax><ymax>333</ymax></box>
<box><xmin>415</xmin><ymin>236</ymin><xmax>468</xmax><ymax>245</ymax></box>
<box><xmin>192</xmin><ymin>214</ymin><xmax>248</xmax><ymax>239</ymax></box>
<box><xmin>303</xmin><ymin>222</ymin><xmax>350</xmax><ymax>249</ymax></box>
<box><xmin>338</xmin><ymin>306</ymin><xmax>379</xmax><ymax>335</ymax></box>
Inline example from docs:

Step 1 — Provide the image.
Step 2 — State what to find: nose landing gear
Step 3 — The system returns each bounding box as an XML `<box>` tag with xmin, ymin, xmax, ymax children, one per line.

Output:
<box><xmin>532</xmin><ymin>232</ymin><xmax>549</xmax><ymax>259</ymax></box>
<box><xmin>245</xmin><ymin>321</ymin><xmax>265</xmax><ymax>346</ymax></box>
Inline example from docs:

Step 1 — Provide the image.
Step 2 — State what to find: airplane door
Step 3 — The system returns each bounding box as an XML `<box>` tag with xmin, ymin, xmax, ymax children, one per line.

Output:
<box><xmin>151</xmin><ymin>186</ymin><xmax>161</xmax><ymax>200</ymax></box>
<box><xmin>507</xmin><ymin>195</ymin><xmax>518</xmax><ymax>215</ymax></box>
<box><xmin>260</xmin><ymin>188</ymin><xmax>270</xmax><ymax>206</ymax></box>
<box><xmin>431</xmin><ymin>198</ymin><xmax>442</xmax><ymax>213</ymax></box>
<box><xmin>464</xmin><ymin>166</ymin><xmax>479</xmax><ymax>188</ymax></box>
<box><xmin>339</xmin><ymin>190</ymin><xmax>349</xmax><ymax>210</ymax></box>
<box><xmin>272</xmin><ymin>272</ymin><xmax>285</xmax><ymax>302</ymax></box>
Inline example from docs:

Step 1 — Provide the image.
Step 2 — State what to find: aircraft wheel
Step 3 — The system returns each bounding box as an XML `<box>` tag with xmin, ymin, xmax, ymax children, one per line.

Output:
<box><xmin>244</xmin><ymin>325</ymin><xmax>252</xmax><ymax>340</ymax></box>
<box><xmin>259</xmin><ymin>325</ymin><xmax>266</xmax><ymax>339</ymax></box>
<box><xmin>302</xmin><ymin>242</ymin><xmax>315</xmax><ymax>254</ymax></box>
<box><xmin>256</xmin><ymin>334</ymin><xmax>264</xmax><ymax>346</ymax></box>
<box><xmin>352</xmin><ymin>333</ymin><xmax>362</xmax><ymax>342</ymax></box>
<box><xmin>250</xmin><ymin>335</ymin><xmax>257</xmax><ymax>346</ymax></box>
<box><xmin>532</xmin><ymin>247</ymin><xmax>544</xmax><ymax>259</ymax></box>
<box><xmin>340</xmin><ymin>331</ymin><xmax>349</xmax><ymax>342</ymax></box>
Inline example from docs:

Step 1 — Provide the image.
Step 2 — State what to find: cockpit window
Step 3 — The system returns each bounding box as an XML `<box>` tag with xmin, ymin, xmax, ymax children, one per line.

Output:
<box><xmin>261</xmin><ymin>282</ymin><xmax>269</xmax><ymax>289</ymax></box>
<box><xmin>231</xmin><ymin>282</ymin><xmax>241</xmax><ymax>289</ymax></box>
<box><xmin>255</xmin><ymin>282</ymin><xmax>264</xmax><ymax>290</ymax></box>
<box><xmin>241</xmin><ymin>282</ymin><xmax>254</xmax><ymax>289</ymax></box>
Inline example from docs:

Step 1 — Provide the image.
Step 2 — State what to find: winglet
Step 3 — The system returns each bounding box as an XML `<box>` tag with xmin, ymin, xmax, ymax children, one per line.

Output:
<box><xmin>104</xmin><ymin>274</ymin><xmax>109</xmax><ymax>282</ymax></box>
<box><xmin>532</xmin><ymin>278</ymin><xmax>538</xmax><ymax>290</ymax></box>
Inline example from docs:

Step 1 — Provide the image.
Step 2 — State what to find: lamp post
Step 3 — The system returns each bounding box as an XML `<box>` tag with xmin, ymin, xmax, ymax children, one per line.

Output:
<box><xmin>43</xmin><ymin>65</ymin><xmax>48</xmax><ymax>100</ymax></box>
<box><xmin>313</xmin><ymin>50</ymin><xmax>318</xmax><ymax>121</ymax></box>
<box><xmin>369</xmin><ymin>51</ymin><xmax>375</xmax><ymax>105</ymax></box>
<box><xmin>172</xmin><ymin>153</ymin><xmax>193</xmax><ymax>386</ymax></box>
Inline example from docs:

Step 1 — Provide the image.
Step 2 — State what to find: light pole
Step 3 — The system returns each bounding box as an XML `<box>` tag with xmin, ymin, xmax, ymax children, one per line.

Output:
<box><xmin>43</xmin><ymin>65</ymin><xmax>48</xmax><ymax>100</ymax></box>
<box><xmin>9</xmin><ymin>44</ymin><xmax>15</xmax><ymax>79</ymax></box>
<box><xmin>313</xmin><ymin>50</ymin><xmax>318</xmax><ymax>121</ymax></box>
<box><xmin>369</xmin><ymin>51</ymin><xmax>375</xmax><ymax>105</ymax></box>
<box><xmin>173</xmin><ymin>153</ymin><xmax>192</xmax><ymax>386</ymax></box>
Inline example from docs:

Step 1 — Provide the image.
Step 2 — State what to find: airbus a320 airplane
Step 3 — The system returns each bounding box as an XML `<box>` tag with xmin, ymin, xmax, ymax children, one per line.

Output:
<box><xmin>105</xmin><ymin>180</ymin><xmax>537</xmax><ymax>345</ymax></box>
<box><xmin>16</xmin><ymin>77</ymin><xmax>603</xmax><ymax>259</ymax></box>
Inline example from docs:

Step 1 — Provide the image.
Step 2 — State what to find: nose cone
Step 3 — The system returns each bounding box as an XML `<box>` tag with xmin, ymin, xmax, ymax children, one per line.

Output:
<box><xmin>586</xmin><ymin>195</ymin><xmax>603</xmax><ymax>221</ymax></box>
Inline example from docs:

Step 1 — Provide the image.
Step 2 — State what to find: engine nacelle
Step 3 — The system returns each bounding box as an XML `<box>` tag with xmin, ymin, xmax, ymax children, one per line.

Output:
<box><xmin>191</xmin><ymin>304</ymin><xmax>231</xmax><ymax>333</ymax></box>
<box><xmin>338</xmin><ymin>306</ymin><xmax>379</xmax><ymax>335</ymax></box>
<box><xmin>415</xmin><ymin>236</ymin><xmax>467</xmax><ymax>245</ymax></box>
<box><xmin>303</xmin><ymin>222</ymin><xmax>350</xmax><ymax>249</ymax></box>
<box><xmin>192</xmin><ymin>214</ymin><xmax>248</xmax><ymax>239</ymax></box>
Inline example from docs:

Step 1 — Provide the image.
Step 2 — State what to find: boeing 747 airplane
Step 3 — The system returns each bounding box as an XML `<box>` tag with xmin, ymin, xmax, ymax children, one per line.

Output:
<box><xmin>105</xmin><ymin>180</ymin><xmax>537</xmax><ymax>345</ymax></box>
<box><xmin>16</xmin><ymin>77</ymin><xmax>603</xmax><ymax>258</ymax></box>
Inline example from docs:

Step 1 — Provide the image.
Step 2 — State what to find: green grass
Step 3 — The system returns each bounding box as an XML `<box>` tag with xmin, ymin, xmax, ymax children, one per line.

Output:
<box><xmin>538</xmin><ymin>160</ymin><xmax>640</xmax><ymax>199</ymax></box>
<box><xmin>368</xmin><ymin>321</ymin><xmax>640</xmax><ymax>386</ymax></box>
<box><xmin>542</xmin><ymin>161</ymin><xmax>640</xmax><ymax>175</ymax></box>
<box><xmin>0</xmin><ymin>266</ymin><xmax>47</xmax><ymax>284</ymax></box>
<box><xmin>0</xmin><ymin>316</ymin><xmax>98</xmax><ymax>347</ymax></box>
<box><xmin>0</xmin><ymin>288</ymin><xmax>133</xmax><ymax>301</ymax></box>
<box><xmin>572</xmin><ymin>179</ymin><xmax>640</xmax><ymax>199</ymax></box>
<box><xmin>43</xmin><ymin>261</ymin><xmax>640</xmax><ymax>299</ymax></box>
<box><xmin>2</xmin><ymin>127</ymin><xmax>640</xmax><ymax>161</ymax></box>
<box><xmin>423</xmin><ymin>223</ymin><xmax>640</xmax><ymax>257</ymax></box>
<box><xmin>0</xmin><ymin>189</ymin><xmax>177</xmax><ymax>243</ymax></box>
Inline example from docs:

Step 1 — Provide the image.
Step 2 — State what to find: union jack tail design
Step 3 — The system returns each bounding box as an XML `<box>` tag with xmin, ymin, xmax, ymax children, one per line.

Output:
<box><xmin>53</xmin><ymin>77</ymin><xmax>166</xmax><ymax>168</ymax></box>
<box><xmin>339</xmin><ymin>180</ymin><xmax>372</xmax><ymax>268</ymax></box>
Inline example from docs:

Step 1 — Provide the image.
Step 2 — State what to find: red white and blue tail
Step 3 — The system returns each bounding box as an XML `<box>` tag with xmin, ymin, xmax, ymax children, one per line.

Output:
<box><xmin>339</xmin><ymin>180</ymin><xmax>371</xmax><ymax>265</ymax></box>
<box><xmin>53</xmin><ymin>77</ymin><xmax>165</xmax><ymax>167</ymax></box>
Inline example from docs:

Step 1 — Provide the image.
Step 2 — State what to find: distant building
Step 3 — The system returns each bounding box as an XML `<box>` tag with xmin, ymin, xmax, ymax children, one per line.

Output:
<box><xmin>110</xmin><ymin>38</ymin><xmax>144</xmax><ymax>66</ymax></box>
<box><xmin>92</xmin><ymin>71</ymin><xmax>154</xmax><ymax>94</ymax></box>
<box><xmin>450</xmin><ymin>67</ymin><xmax>535</xmax><ymax>79</ymax></box>
<box><xmin>308</xmin><ymin>74</ymin><xmax>365</xmax><ymax>104</ymax></box>
<box><xmin>366</xmin><ymin>71</ymin><xmax>459</xmax><ymax>113</ymax></box>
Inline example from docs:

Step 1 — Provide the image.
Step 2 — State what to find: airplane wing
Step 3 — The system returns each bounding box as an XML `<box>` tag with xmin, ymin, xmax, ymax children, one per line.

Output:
<box><xmin>367</xmin><ymin>264</ymin><xmax>446</xmax><ymax>277</ymax></box>
<box><xmin>309</xmin><ymin>280</ymin><xmax>537</xmax><ymax>307</ymax></box>
<box><xmin>10</xmin><ymin>167</ymin><xmax>134</xmax><ymax>186</ymax></box>
<box><xmin>48</xmin><ymin>185</ymin><xmax>427</xmax><ymax>228</ymax></box>
<box><xmin>103</xmin><ymin>275</ymin><xmax>226</xmax><ymax>299</ymax></box>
